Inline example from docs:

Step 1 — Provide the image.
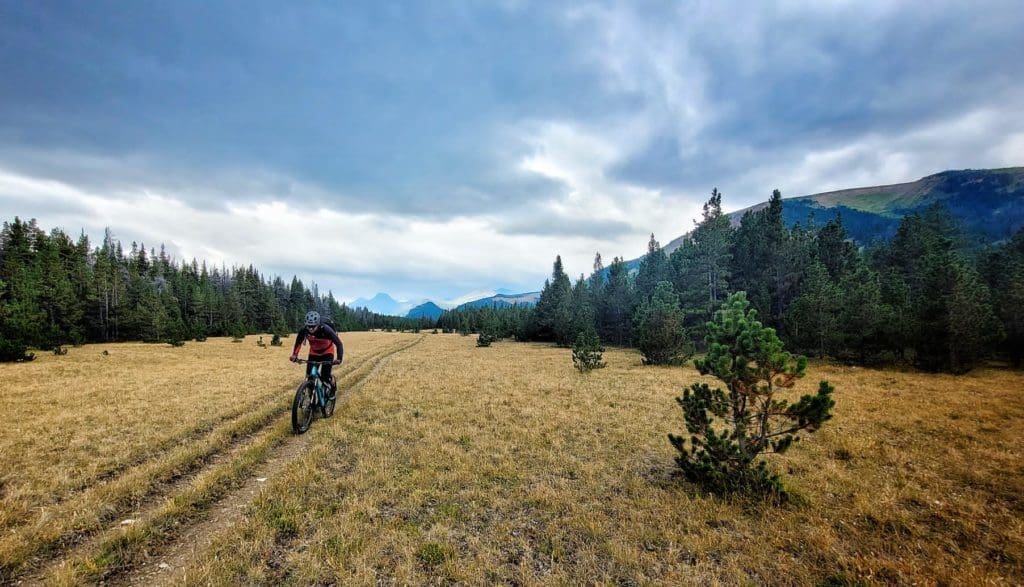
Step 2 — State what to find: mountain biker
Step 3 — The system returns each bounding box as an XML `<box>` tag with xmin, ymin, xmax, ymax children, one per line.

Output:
<box><xmin>290</xmin><ymin>310</ymin><xmax>344</xmax><ymax>399</ymax></box>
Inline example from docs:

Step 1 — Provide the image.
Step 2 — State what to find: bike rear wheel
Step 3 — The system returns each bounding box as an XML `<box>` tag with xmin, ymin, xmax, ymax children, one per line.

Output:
<box><xmin>292</xmin><ymin>380</ymin><xmax>316</xmax><ymax>434</ymax></box>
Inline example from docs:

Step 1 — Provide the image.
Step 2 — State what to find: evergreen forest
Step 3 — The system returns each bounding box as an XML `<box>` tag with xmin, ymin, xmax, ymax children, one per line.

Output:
<box><xmin>3</xmin><ymin>188</ymin><xmax>1022</xmax><ymax>373</ymax></box>
<box><xmin>0</xmin><ymin>222</ymin><xmax>419</xmax><ymax>361</ymax></box>
<box><xmin>439</xmin><ymin>190</ymin><xmax>1023</xmax><ymax>374</ymax></box>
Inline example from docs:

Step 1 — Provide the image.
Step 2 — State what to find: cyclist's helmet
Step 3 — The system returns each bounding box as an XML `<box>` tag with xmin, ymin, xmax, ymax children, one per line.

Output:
<box><xmin>304</xmin><ymin>310</ymin><xmax>321</xmax><ymax>329</ymax></box>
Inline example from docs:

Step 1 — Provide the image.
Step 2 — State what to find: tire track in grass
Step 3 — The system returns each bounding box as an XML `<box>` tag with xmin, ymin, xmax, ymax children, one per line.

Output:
<box><xmin>29</xmin><ymin>336</ymin><xmax>424</xmax><ymax>586</ymax></box>
<box><xmin>256</xmin><ymin>348</ymin><xmax>407</xmax><ymax>586</ymax></box>
<box><xmin>0</xmin><ymin>338</ymin><xmax>417</xmax><ymax>583</ymax></box>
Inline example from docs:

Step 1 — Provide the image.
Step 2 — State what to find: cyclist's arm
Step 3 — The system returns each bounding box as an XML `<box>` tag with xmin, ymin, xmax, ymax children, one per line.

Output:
<box><xmin>324</xmin><ymin>325</ymin><xmax>344</xmax><ymax>363</ymax></box>
<box><xmin>291</xmin><ymin>330</ymin><xmax>307</xmax><ymax>357</ymax></box>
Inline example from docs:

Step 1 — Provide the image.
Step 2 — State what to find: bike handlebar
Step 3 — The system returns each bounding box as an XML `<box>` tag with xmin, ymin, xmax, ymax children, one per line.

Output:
<box><xmin>292</xmin><ymin>359</ymin><xmax>338</xmax><ymax>365</ymax></box>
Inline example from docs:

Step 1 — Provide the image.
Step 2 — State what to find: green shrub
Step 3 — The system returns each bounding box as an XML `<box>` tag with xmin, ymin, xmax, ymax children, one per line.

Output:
<box><xmin>0</xmin><ymin>338</ymin><xmax>35</xmax><ymax>363</ymax></box>
<box><xmin>270</xmin><ymin>333</ymin><xmax>283</xmax><ymax>346</ymax></box>
<box><xmin>53</xmin><ymin>345</ymin><xmax>68</xmax><ymax>356</ymax></box>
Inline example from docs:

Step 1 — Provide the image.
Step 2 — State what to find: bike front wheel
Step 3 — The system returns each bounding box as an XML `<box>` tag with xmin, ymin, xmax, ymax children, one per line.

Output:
<box><xmin>291</xmin><ymin>380</ymin><xmax>315</xmax><ymax>434</ymax></box>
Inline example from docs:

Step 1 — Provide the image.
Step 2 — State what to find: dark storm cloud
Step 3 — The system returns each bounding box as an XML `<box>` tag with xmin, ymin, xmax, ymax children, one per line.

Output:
<box><xmin>0</xmin><ymin>1</ymin><xmax>601</xmax><ymax>213</ymax></box>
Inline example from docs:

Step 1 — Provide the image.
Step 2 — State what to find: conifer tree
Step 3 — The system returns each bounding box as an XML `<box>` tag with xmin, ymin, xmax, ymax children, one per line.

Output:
<box><xmin>635</xmin><ymin>234</ymin><xmax>675</xmax><ymax>302</ymax></box>
<box><xmin>596</xmin><ymin>256</ymin><xmax>633</xmax><ymax>346</ymax></box>
<box><xmin>784</xmin><ymin>261</ymin><xmax>840</xmax><ymax>358</ymax></box>
<box><xmin>816</xmin><ymin>215</ymin><xmax>858</xmax><ymax>279</ymax></box>
<box><xmin>836</xmin><ymin>261</ymin><xmax>891</xmax><ymax>363</ymax></box>
<box><xmin>669</xmin><ymin>292</ymin><xmax>835</xmax><ymax>498</ymax></box>
<box><xmin>572</xmin><ymin>326</ymin><xmax>606</xmax><ymax>372</ymax></box>
<box><xmin>672</xmin><ymin>189</ymin><xmax>734</xmax><ymax>344</ymax></box>
<box><xmin>634</xmin><ymin>281</ymin><xmax>691</xmax><ymax>365</ymax></box>
<box><xmin>567</xmin><ymin>275</ymin><xmax>593</xmax><ymax>346</ymax></box>
<box><xmin>533</xmin><ymin>255</ymin><xmax>573</xmax><ymax>344</ymax></box>
<box><xmin>947</xmin><ymin>263</ymin><xmax>1002</xmax><ymax>373</ymax></box>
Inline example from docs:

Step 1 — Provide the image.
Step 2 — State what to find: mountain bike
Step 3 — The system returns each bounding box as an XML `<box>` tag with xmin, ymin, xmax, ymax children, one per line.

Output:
<box><xmin>291</xmin><ymin>360</ymin><xmax>337</xmax><ymax>433</ymax></box>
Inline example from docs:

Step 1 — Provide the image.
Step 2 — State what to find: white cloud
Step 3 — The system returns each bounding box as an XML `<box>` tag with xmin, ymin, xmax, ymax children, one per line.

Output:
<box><xmin>715</xmin><ymin>105</ymin><xmax>1024</xmax><ymax>204</ymax></box>
<box><xmin>0</xmin><ymin>165</ymin><xmax>657</xmax><ymax>300</ymax></box>
<box><xmin>510</xmin><ymin>119</ymin><xmax>704</xmax><ymax>266</ymax></box>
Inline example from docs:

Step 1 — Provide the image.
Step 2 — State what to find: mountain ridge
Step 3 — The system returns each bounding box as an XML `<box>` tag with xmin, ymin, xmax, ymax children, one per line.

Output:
<box><xmin>656</xmin><ymin>167</ymin><xmax>1024</xmax><ymax>260</ymax></box>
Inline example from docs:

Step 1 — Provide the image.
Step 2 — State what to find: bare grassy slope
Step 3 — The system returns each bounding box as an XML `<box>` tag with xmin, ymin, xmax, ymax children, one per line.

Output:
<box><xmin>179</xmin><ymin>334</ymin><xmax>1024</xmax><ymax>585</ymax></box>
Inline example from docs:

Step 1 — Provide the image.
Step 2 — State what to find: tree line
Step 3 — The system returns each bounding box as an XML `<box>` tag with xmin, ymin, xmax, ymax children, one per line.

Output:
<box><xmin>441</xmin><ymin>189</ymin><xmax>1023</xmax><ymax>373</ymax></box>
<box><xmin>0</xmin><ymin>219</ymin><xmax>415</xmax><ymax>361</ymax></box>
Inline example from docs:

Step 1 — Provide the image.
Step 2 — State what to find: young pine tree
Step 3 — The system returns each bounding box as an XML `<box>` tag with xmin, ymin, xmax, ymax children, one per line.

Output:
<box><xmin>572</xmin><ymin>326</ymin><xmax>606</xmax><ymax>373</ymax></box>
<box><xmin>669</xmin><ymin>292</ymin><xmax>835</xmax><ymax>498</ymax></box>
<box><xmin>634</xmin><ymin>281</ymin><xmax>692</xmax><ymax>365</ymax></box>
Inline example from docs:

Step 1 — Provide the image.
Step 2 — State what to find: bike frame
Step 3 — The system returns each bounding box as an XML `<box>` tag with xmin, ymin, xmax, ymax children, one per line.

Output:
<box><xmin>296</xmin><ymin>359</ymin><xmax>332</xmax><ymax>408</ymax></box>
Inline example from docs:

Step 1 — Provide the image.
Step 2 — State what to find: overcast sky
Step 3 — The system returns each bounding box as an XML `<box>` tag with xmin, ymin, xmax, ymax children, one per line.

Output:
<box><xmin>1</xmin><ymin>1</ymin><xmax>1022</xmax><ymax>302</ymax></box>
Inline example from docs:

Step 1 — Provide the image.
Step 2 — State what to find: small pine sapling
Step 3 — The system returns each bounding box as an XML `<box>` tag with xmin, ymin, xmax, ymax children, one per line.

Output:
<box><xmin>572</xmin><ymin>327</ymin><xmax>606</xmax><ymax>373</ymax></box>
<box><xmin>270</xmin><ymin>333</ymin><xmax>283</xmax><ymax>346</ymax></box>
<box><xmin>668</xmin><ymin>292</ymin><xmax>835</xmax><ymax>498</ymax></box>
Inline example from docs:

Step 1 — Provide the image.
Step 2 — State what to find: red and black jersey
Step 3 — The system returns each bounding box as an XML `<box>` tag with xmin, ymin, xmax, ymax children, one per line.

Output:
<box><xmin>293</xmin><ymin>323</ymin><xmax>344</xmax><ymax>360</ymax></box>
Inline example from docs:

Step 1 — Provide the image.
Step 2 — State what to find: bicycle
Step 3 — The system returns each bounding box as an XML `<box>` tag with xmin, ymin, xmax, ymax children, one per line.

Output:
<box><xmin>291</xmin><ymin>359</ymin><xmax>338</xmax><ymax>433</ymax></box>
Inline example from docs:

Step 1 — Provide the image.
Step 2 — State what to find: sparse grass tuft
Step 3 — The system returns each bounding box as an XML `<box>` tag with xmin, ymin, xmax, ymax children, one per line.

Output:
<box><xmin>415</xmin><ymin>542</ymin><xmax>449</xmax><ymax>568</ymax></box>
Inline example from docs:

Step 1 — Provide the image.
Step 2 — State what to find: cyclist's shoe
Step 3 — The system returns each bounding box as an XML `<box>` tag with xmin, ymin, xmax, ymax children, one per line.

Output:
<box><xmin>328</xmin><ymin>378</ymin><xmax>338</xmax><ymax>401</ymax></box>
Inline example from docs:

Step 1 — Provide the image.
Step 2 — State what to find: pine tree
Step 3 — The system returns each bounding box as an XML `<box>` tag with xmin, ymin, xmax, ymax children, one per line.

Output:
<box><xmin>836</xmin><ymin>261</ymin><xmax>891</xmax><ymax>363</ymax></box>
<box><xmin>572</xmin><ymin>326</ymin><xmax>606</xmax><ymax>373</ymax></box>
<box><xmin>532</xmin><ymin>255</ymin><xmax>573</xmax><ymax>344</ymax></box>
<box><xmin>669</xmin><ymin>292</ymin><xmax>835</xmax><ymax>498</ymax></box>
<box><xmin>567</xmin><ymin>275</ymin><xmax>593</xmax><ymax>346</ymax></box>
<box><xmin>596</xmin><ymin>256</ymin><xmax>633</xmax><ymax>346</ymax></box>
<box><xmin>635</xmin><ymin>234</ymin><xmax>675</xmax><ymax>302</ymax></box>
<box><xmin>979</xmin><ymin>230</ymin><xmax>1024</xmax><ymax>365</ymax></box>
<box><xmin>634</xmin><ymin>281</ymin><xmax>691</xmax><ymax>365</ymax></box>
<box><xmin>784</xmin><ymin>261</ymin><xmax>840</xmax><ymax>358</ymax></box>
<box><xmin>816</xmin><ymin>215</ymin><xmax>858</xmax><ymax>280</ymax></box>
<box><xmin>947</xmin><ymin>263</ymin><xmax>1002</xmax><ymax>373</ymax></box>
<box><xmin>672</xmin><ymin>189</ymin><xmax>734</xmax><ymax>344</ymax></box>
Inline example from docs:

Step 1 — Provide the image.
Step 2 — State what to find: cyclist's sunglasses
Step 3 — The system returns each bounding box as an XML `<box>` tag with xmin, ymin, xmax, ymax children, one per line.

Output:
<box><xmin>305</xmin><ymin>325</ymin><xmax>317</xmax><ymax>332</ymax></box>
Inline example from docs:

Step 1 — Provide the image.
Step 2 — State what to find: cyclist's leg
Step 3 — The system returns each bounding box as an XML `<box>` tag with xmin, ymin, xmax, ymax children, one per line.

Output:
<box><xmin>308</xmin><ymin>353</ymin><xmax>331</xmax><ymax>389</ymax></box>
<box><xmin>321</xmin><ymin>356</ymin><xmax>336</xmax><ymax>399</ymax></box>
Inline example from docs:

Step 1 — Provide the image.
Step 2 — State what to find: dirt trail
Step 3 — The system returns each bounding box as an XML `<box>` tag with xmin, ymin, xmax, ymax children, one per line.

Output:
<box><xmin>12</xmin><ymin>335</ymin><xmax>423</xmax><ymax>586</ymax></box>
<box><xmin>120</xmin><ymin>336</ymin><xmax>422</xmax><ymax>586</ymax></box>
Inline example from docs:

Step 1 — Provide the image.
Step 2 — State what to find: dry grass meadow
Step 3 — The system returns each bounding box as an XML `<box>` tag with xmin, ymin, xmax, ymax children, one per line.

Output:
<box><xmin>0</xmin><ymin>332</ymin><xmax>1021</xmax><ymax>585</ymax></box>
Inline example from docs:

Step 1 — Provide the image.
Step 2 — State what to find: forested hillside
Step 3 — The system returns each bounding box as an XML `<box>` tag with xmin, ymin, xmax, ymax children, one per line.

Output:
<box><xmin>442</xmin><ymin>190</ymin><xmax>1024</xmax><ymax>373</ymax></box>
<box><xmin>654</xmin><ymin>168</ymin><xmax>1024</xmax><ymax>260</ymax></box>
<box><xmin>0</xmin><ymin>219</ymin><xmax>407</xmax><ymax>361</ymax></box>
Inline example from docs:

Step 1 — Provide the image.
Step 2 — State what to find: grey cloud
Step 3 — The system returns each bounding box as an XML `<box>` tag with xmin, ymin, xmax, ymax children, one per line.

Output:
<box><xmin>596</xmin><ymin>2</ymin><xmax>1024</xmax><ymax>198</ymax></box>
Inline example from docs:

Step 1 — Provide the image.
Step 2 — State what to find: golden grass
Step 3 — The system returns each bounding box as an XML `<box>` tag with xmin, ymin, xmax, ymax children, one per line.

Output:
<box><xmin>0</xmin><ymin>332</ymin><xmax>418</xmax><ymax>578</ymax></box>
<box><xmin>181</xmin><ymin>334</ymin><xmax>1024</xmax><ymax>585</ymax></box>
<box><xmin>2</xmin><ymin>333</ymin><xmax>1022</xmax><ymax>584</ymax></box>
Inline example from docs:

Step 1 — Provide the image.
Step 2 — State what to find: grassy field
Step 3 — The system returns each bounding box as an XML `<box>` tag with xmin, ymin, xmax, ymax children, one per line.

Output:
<box><xmin>1</xmin><ymin>332</ymin><xmax>1022</xmax><ymax>585</ymax></box>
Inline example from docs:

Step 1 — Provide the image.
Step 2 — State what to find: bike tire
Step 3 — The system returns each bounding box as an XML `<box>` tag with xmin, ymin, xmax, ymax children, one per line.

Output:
<box><xmin>323</xmin><ymin>381</ymin><xmax>336</xmax><ymax>419</ymax></box>
<box><xmin>291</xmin><ymin>380</ymin><xmax>315</xmax><ymax>434</ymax></box>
